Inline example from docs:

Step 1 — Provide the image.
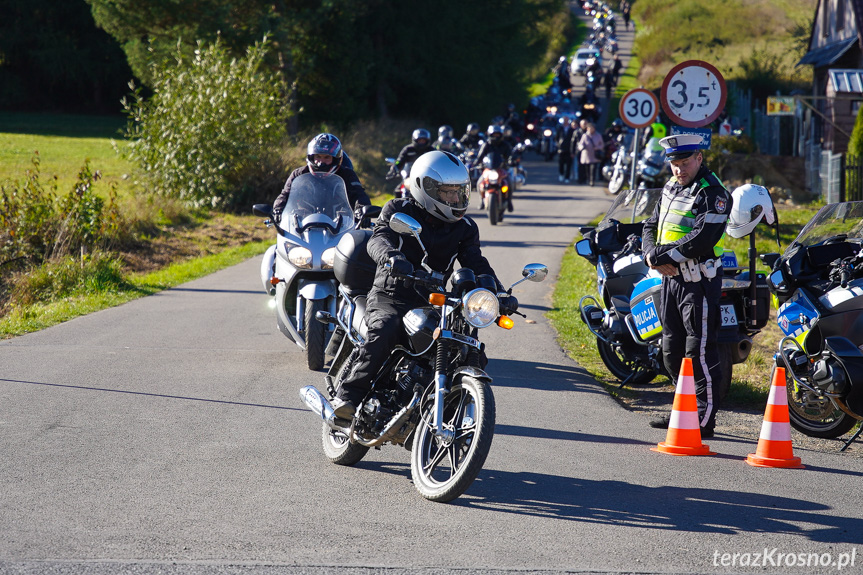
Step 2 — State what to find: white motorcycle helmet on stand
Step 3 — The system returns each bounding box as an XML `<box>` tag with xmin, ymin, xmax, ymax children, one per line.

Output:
<box><xmin>727</xmin><ymin>183</ymin><xmax>776</xmax><ymax>238</ymax></box>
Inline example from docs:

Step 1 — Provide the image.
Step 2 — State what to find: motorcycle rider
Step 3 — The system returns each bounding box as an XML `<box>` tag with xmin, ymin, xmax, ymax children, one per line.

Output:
<box><xmin>434</xmin><ymin>125</ymin><xmax>462</xmax><ymax>153</ymax></box>
<box><xmin>459</xmin><ymin>123</ymin><xmax>483</xmax><ymax>151</ymax></box>
<box><xmin>273</xmin><ymin>133</ymin><xmax>370</xmax><ymax>222</ymax></box>
<box><xmin>330</xmin><ymin>150</ymin><xmax>513</xmax><ymax>419</ymax></box>
<box><xmin>641</xmin><ymin>134</ymin><xmax>732</xmax><ymax>438</ymax></box>
<box><xmin>390</xmin><ymin>128</ymin><xmax>433</xmax><ymax>177</ymax></box>
<box><xmin>474</xmin><ymin>125</ymin><xmax>514</xmax><ymax>211</ymax></box>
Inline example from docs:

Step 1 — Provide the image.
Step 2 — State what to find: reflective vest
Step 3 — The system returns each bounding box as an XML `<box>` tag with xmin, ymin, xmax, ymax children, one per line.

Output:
<box><xmin>657</xmin><ymin>173</ymin><xmax>726</xmax><ymax>258</ymax></box>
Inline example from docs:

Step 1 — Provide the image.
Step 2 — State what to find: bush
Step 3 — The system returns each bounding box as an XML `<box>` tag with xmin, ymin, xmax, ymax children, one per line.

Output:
<box><xmin>8</xmin><ymin>251</ymin><xmax>128</xmax><ymax>307</ymax></box>
<box><xmin>122</xmin><ymin>37</ymin><xmax>291</xmax><ymax>210</ymax></box>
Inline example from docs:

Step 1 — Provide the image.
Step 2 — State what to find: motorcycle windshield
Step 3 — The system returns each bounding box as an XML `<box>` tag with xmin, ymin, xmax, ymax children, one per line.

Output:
<box><xmin>785</xmin><ymin>201</ymin><xmax>863</xmax><ymax>252</ymax></box>
<box><xmin>283</xmin><ymin>173</ymin><xmax>354</xmax><ymax>235</ymax></box>
<box><xmin>598</xmin><ymin>187</ymin><xmax>662</xmax><ymax>228</ymax></box>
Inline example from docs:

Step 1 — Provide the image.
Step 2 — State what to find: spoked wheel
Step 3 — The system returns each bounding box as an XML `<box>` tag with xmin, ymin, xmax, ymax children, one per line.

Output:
<box><xmin>322</xmin><ymin>422</ymin><xmax>369</xmax><ymax>466</ymax></box>
<box><xmin>608</xmin><ymin>170</ymin><xmax>625</xmax><ymax>195</ymax></box>
<box><xmin>786</xmin><ymin>374</ymin><xmax>858</xmax><ymax>438</ymax></box>
<box><xmin>304</xmin><ymin>299</ymin><xmax>326</xmax><ymax>371</ymax></box>
<box><xmin>596</xmin><ymin>337</ymin><xmax>657</xmax><ymax>385</ymax></box>
<box><xmin>488</xmin><ymin>194</ymin><xmax>499</xmax><ymax>225</ymax></box>
<box><xmin>410</xmin><ymin>376</ymin><xmax>495</xmax><ymax>502</ymax></box>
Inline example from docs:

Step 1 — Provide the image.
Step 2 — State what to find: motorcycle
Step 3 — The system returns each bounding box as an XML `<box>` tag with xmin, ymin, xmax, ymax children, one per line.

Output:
<box><xmin>508</xmin><ymin>143</ymin><xmax>528</xmax><ymax>190</ymax></box>
<box><xmin>476</xmin><ymin>152</ymin><xmax>511</xmax><ymax>225</ymax></box>
<box><xmin>253</xmin><ymin>173</ymin><xmax>380</xmax><ymax>371</ymax></box>
<box><xmin>575</xmin><ymin>187</ymin><xmax>770</xmax><ymax>395</ymax></box>
<box><xmin>634</xmin><ymin>137</ymin><xmax>670</xmax><ymax>190</ymax></box>
<box><xmin>385</xmin><ymin>158</ymin><xmax>411</xmax><ymax>199</ymax></box>
<box><xmin>602</xmin><ymin>132</ymin><xmax>632</xmax><ymax>195</ymax></box>
<box><xmin>536</xmin><ymin>115</ymin><xmax>558</xmax><ymax>161</ymax></box>
<box><xmin>766</xmin><ymin>201</ymin><xmax>863</xmax><ymax>446</ymax></box>
<box><xmin>460</xmin><ymin>146</ymin><xmax>483</xmax><ymax>191</ymax></box>
<box><xmin>302</xmin><ymin>212</ymin><xmax>548</xmax><ymax>501</ymax></box>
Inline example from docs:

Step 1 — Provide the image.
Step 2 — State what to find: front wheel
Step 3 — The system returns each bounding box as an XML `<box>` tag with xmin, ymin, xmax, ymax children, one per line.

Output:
<box><xmin>596</xmin><ymin>337</ymin><xmax>657</xmax><ymax>385</ymax></box>
<box><xmin>608</xmin><ymin>169</ymin><xmax>625</xmax><ymax>195</ymax></box>
<box><xmin>786</xmin><ymin>374</ymin><xmax>859</xmax><ymax>438</ymax></box>
<box><xmin>488</xmin><ymin>193</ymin><xmax>499</xmax><ymax>225</ymax></box>
<box><xmin>304</xmin><ymin>299</ymin><xmax>326</xmax><ymax>371</ymax></box>
<box><xmin>322</xmin><ymin>422</ymin><xmax>369</xmax><ymax>465</ymax></box>
<box><xmin>410</xmin><ymin>376</ymin><xmax>495</xmax><ymax>502</ymax></box>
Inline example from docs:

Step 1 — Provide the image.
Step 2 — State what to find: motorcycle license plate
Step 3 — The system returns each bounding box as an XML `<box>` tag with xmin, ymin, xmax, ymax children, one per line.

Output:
<box><xmin>720</xmin><ymin>304</ymin><xmax>737</xmax><ymax>327</ymax></box>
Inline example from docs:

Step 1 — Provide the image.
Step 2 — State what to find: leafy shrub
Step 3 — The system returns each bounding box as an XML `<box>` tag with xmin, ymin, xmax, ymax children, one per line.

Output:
<box><xmin>122</xmin><ymin>37</ymin><xmax>291</xmax><ymax>210</ymax></box>
<box><xmin>8</xmin><ymin>251</ymin><xmax>128</xmax><ymax>307</ymax></box>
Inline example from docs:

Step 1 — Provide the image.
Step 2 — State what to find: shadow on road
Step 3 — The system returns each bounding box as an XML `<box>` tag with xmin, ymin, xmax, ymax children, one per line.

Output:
<box><xmin>485</xmin><ymin>358</ymin><xmax>603</xmax><ymax>394</ymax></box>
<box><xmin>457</xmin><ymin>470</ymin><xmax>863</xmax><ymax>543</ymax></box>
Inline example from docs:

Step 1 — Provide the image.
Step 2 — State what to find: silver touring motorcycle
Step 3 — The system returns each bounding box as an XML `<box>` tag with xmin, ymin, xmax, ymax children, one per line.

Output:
<box><xmin>254</xmin><ymin>173</ymin><xmax>378</xmax><ymax>371</ymax></box>
<box><xmin>300</xmin><ymin>212</ymin><xmax>548</xmax><ymax>502</ymax></box>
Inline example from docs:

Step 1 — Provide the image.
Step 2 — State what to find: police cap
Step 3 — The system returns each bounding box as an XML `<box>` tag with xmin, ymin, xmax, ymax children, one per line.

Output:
<box><xmin>659</xmin><ymin>134</ymin><xmax>704</xmax><ymax>161</ymax></box>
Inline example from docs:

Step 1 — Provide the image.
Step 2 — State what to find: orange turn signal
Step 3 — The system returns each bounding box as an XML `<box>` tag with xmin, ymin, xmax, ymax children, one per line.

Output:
<box><xmin>502</xmin><ymin>185</ymin><xmax>509</xmax><ymax>193</ymax></box>
<box><xmin>270</xmin><ymin>276</ymin><xmax>280</xmax><ymax>286</ymax></box>
<box><xmin>497</xmin><ymin>316</ymin><xmax>514</xmax><ymax>330</ymax></box>
<box><xmin>428</xmin><ymin>293</ymin><xmax>447</xmax><ymax>306</ymax></box>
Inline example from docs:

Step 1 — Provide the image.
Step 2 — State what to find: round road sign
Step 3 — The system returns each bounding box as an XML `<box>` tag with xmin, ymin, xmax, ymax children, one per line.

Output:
<box><xmin>660</xmin><ymin>60</ymin><xmax>727</xmax><ymax>128</ymax></box>
<box><xmin>619</xmin><ymin>88</ymin><xmax>660</xmax><ymax>129</ymax></box>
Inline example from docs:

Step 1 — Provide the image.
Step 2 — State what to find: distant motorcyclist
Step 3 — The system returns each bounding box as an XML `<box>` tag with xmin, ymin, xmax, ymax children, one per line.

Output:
<box><xmin>273</xmin><ymin>133</ymin><xmax>370</xmax><ymax>222</ymax></box>
<box><xmin>554</xmin><ymin>55</ymin><xmax>572</xmax><ymax>93</ymax></box>
<box><xmin>390</xmin><ymin>128</ymin><xmax>433</xmax><ymax>178</ymax></box>
<box><xmin>474</xmin><ymin>125</ymin><xmax>514</xmax><ymax>212</ymax></box>
<box><xmin>459</xmin><ymin>123</ymin><xmax>483</xmax><ymax>151</ymax></box>
<box><xmin>434</xmin><ymin>125</ymin><xmax>462</xmax><ymax>153</ymax></box>
<box><xmin>503</xmin><ymin>103</ymin><xmax>522</xmax><ymax>137</ymax></box>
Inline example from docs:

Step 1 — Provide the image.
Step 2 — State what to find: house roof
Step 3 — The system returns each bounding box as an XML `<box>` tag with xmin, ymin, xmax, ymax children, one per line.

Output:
<box><xmin>797</xmin><ymin>37</ymin><xmax>858</xmax><ymax>67</ymax></box>
<box><xmin>829</xmin><ymin>68</ymin><xmax>863</xmax><ymax>92</ymax></box>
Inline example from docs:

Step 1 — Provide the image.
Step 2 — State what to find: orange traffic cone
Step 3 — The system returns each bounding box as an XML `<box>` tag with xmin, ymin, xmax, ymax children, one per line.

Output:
<box><xmin>746</xmin><ymin>366</ymin><xmax>804</xmax><ymax>468</ymax></box>
<box><xmin>652</xmin><ymin>357</ymin><xmax>714</xmax><ymax>456</ymax></box>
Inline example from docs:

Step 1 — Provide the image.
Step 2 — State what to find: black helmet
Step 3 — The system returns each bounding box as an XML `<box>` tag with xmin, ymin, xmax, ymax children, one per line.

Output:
<box><xmin>438</xmin><ymin>125</ymin><xmax>454</xmax><ymax>140</ymax></box>
<box><xmin>306</xmin><ymin>133</ymin><xmax>343</xmax><ymax>175</ymax></box>
<box><xmin>412</xmin><ymin>128</ymin><xmax>431</xmax><ymax>148</ymax></box>
<box><xmin>487</xmin><ymin>125</ymin><xmax>504</xmax><ymax>139</ymax></box>
<box><xmin>612</xmin><ymin>118</ymin><xmax>624</xmax><ymax>129</ymax></box>
<box><xmin>466</xmin><ymin>123</ymin><xmax>480</xmax><ymax>136</ymax></box>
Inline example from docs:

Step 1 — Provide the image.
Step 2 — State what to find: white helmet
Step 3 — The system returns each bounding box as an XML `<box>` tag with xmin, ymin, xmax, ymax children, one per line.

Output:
<box><xmin>727</xmin><ymin>184</ymin><xmax>775</xmax><ymax>238</ymax></box>
<box><xmin>408</xmin><ymin>151</ymin><xmax>471</xmax><ymax>223</ymax></box>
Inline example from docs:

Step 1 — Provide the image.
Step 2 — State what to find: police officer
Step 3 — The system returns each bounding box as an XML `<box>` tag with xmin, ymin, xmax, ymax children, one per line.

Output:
<box><xmin>641</xmin><ymin>134</ymin><xmax>732</xmax><ymax>438</ymax></box>
<box><xmin>330</xmin><ymin>151</ymin><xmax>510</xmax><ymax>419</ymax></box>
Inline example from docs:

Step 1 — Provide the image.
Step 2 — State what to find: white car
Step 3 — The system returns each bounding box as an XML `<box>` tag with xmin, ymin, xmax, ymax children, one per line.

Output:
<box><xmin>571</xmin><ymin>49</ymin><xmax>602</xmax><ymax>76</ymax></box>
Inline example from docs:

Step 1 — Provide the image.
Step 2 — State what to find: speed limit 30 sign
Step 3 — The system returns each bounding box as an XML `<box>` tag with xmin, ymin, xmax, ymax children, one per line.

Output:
<box><xmin>619</xmin><ymin>88</ymin><xmax>660</xmax><ymax>129</ymax></box>
<box><xmin>661</xmin><ymin>60</ymin><xmax>727</xmax><ymax>128</ymax></box>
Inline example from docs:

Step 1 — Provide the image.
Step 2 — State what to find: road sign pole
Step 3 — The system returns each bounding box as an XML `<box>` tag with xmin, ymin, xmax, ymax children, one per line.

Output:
<box><xmin>629</xmin><ymin>128</ymin><xmax>639</xmax><ymax>191</ymax></box>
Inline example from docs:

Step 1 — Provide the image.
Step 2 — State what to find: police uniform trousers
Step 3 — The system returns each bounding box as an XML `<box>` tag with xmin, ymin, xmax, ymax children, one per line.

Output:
<box><xmin>659</xmin><ymin>270</ymin><xmax>723</xmax><ymax>431</ymax></box>
<box><xmin>336</xmin><ymin>288</ymin><xmax>414</xmax><ymax>403</ymax></box>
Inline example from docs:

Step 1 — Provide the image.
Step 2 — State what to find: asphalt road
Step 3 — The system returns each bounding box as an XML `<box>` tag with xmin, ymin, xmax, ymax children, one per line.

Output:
<box><xmin>2</xmin><ymin>157</ymin><xmax>862</xmax><ymax>575</ymax></box>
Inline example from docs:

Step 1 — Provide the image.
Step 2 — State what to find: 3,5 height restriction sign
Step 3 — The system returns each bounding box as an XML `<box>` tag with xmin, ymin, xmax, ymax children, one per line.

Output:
<box><xmin>619</xmin><ymin>88</ymin><xmax>660</xmax><ymax>129</ymax></box>
<box><xmin>660</xmin><ymin>60</ymin><xmax>727</xmax><ymax>128</ymax></box>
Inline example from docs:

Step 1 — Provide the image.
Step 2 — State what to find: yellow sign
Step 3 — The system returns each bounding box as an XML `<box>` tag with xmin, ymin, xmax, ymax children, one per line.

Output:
<box><xmin>767</xmin><ymin>96</ymin><xmax>796</xmax><ymax>116</ymax></box>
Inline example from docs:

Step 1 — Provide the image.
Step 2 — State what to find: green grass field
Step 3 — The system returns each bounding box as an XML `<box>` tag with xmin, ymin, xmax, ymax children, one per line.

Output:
<box><xmin>0</xmin><ymin>111</ymin><xmax>135</xmax><ymax>197</ymax></box>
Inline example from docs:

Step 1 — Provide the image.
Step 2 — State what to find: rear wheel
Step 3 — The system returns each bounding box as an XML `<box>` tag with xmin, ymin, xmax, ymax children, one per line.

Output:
<box><xmin>786</xmin><ymin>373</ymin><xmax>859</xmax><ymax>438</ymax></box>
<box><xmin>322</xmin><ymin>422</ymin><xmax>369</xmax><ymax>465</ymax></box>
<box><xmin>304</xmin><ymin>300</ymin><xmax>326</xmax><ymax>371</ymax></box>
<box><xmin>596</xmin><ymin>337</ymin><xmax>657</xmax><ymax>385</ymax></box>
<box><xmin>411</xmin><ymin>376</ymin><xmax>495</xmax><ymax>502</ymax></box>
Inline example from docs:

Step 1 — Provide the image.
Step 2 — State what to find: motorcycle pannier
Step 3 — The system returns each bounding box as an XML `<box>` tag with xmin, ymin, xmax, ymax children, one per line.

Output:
<box><xmin>630</xmin><ymin>276</ymin><xmax>663</xmax><ymax>342</ymax></box>
<box><xmin>335</xmin><ymin>230</ymin><xmax>377</xmax><ymax>292</ymax></box>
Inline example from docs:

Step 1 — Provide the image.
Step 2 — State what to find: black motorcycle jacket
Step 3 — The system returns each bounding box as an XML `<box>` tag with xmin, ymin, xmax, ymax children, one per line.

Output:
<box><xmin>273</xmin><ymin>165</ymin><xmax>370</xmax><ymax>214</ymax></box>
<box><xmin>367</xmin><ymin>198</ymin><xmax>500</xmax><ymax>303</ymax></box>
<box><xmin>394</xmin><ymin>144</ymin><xmax>432</xmax><ymax>171</ymax></box>
<box><xmin>459</xmin><ymin>134</ymin><xmax>482</xmax><ymax>150</ymax></box>
<box><xmin>474</xmin><ymin>139</ymin><xmax>513</xmax><ymax>166</ymax></box>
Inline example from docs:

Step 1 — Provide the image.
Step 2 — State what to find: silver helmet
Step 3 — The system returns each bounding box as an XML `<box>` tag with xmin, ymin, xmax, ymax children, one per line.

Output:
<box><xmin>408</xmin><ymin>151</ymin><xmax>471</xmax><ymax>223</ymax></box>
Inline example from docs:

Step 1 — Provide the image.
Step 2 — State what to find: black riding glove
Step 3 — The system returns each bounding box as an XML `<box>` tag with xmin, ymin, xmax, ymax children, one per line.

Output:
<box><xmin>387</xmin><ymin>255</ymin><xmax>413</xmax><ymax>277</ymax></box>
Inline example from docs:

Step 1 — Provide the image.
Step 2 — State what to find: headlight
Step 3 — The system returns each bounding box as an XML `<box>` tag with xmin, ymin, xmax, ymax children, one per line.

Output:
<box><xmin>322</xmin><ymin>247</ymin><xmax>336</xmax><ymax>269</ymax></box>
<box><xmin>543</xmin><ymin>129</ymin><xmax>553</xmax><ymax>137</ymax></box>
<box><xmin>488</xmin><ymin>171</ymin><xmax>500</xmax><ymax>183</ymax></box>
<box><xmin>287</xmin><ymin>244</ymin><xmax>313</xmax><ymax>268</ymax></box>
<box><xmin>526</xmin><ymin>123</ymin><xmax>535</xmax><ymax>131</ymax></box>
<box><xmin>462</xmin><ymin>288</ymin><xmax>499</xmax><ymax>328</ymax></box>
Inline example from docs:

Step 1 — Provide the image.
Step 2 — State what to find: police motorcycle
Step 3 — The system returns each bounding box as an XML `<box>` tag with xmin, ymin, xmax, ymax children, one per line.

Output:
<box><xmin>575</xmin><ymin>186</ymin><xmax>770</xmax><ymax>396</ymax></box>
<box><xmin>302</xmin><ymin>212</ymin><xmax>548</xmax><ymax>501</ymax></box>
<box><xmin>766</xmin><ymin>200</ymin><xmax>863</xmax><ymax>445</ymax></box>
<box><xmin>634</xmin><ymin>137</ymin><xmax>670</xmax><ymax>190</ymax></box>
<box><xmin>253</xmin><ymin>173</ymin><xmax>381</xmax><ymax>372</ymax></box>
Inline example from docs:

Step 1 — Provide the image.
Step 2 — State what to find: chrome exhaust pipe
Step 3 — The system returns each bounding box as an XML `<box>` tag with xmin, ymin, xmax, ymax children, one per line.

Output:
<box><xmin>299</xmin><ymin>385</ymin><xmax>336</xmax><ymax>421</ymax></box>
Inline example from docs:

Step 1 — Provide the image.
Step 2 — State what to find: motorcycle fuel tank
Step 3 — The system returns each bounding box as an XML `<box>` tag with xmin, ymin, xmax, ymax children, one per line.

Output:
<box><xmin>403</xmin><ymin>307</ymin><xmax>441</xmax><ymax>353</ymax></box>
